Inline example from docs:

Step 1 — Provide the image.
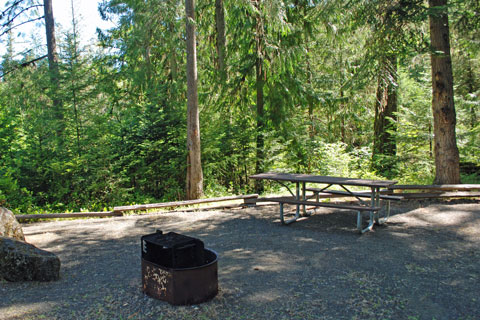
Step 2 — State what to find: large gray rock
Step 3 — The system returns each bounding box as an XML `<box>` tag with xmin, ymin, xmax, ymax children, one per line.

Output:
<box><xmin>0</xmin><ymin>236</ymin><xmax>61</xmax><ymax>282</ymax></box>
<box><xmin>0</xmin><ymin>207</ymin><xmax>25</xmax><ymax>241</ymax></box>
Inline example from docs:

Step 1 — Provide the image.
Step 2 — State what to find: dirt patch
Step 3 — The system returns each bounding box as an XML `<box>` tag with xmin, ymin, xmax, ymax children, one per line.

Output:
<box><xmin>1</xmin><ymin>200</ymin><xmax>479</xmax><ymax>320</ymax></box>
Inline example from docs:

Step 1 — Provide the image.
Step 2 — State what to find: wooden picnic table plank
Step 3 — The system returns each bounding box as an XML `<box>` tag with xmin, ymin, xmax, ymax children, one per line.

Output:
<box><xmin>306</xmin><ymin>188</ymin><xmax>403</xmax><ymax>200</ymax></box>
<box><xmin>259</xmin><ymin>197</ymin><xmax>381</xmax><ymax>212</ymax></box>
<box><xmin>250</xmin><ymin>172</ymin><xmax>397</xmax><ymax>188</ymax></box>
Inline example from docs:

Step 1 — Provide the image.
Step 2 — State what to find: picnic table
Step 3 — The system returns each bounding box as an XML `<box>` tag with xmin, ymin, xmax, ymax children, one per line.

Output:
<box><xmin>250</xmin><ymin>172</ymin><xmax>399</xmax><ymax>233</ymax></box>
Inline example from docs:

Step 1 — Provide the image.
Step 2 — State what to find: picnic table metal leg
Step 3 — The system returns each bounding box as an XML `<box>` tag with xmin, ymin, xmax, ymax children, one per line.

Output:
<box><xmin>372</xmin><ymin>187</ymin><xmax>379</xmax><ymax>224</ymax></box>
<box><xmin>296</xmin><ymin>182</ymin><xmax>300</xmax><ymax>217</ymax></box>
<box><xmin>357</xmin><ymin>211</ymin><xmax>375</xmax><ymax>233</ymax></box>
<box><xmin>301</xmin><ymin>182</ymin><xmax>312</xmax><ymax>217</ymax></box>
<box><xmin>361</xmin><ymin>211</ymin><xmax>375</xmax><ymax>233</ymax></box>
<box><xmin>279</xmin><ymin>202</ymin><xmax>300</xmax><ymax>225</ymax></box>
<box><xmin>355</xmin><ymin>189</ymin><xmax>377</xmax><ymax>233</ymax></box>
<box><xmin>376</xmin><ymin>202</ymin><xmax>391</xmax><ymax>224</ymax></box>
<box><xmin>280</xmin><ymin>182</ymin><xmax>310</xmax><ymax>225</ymax></box>
<box><xmin>374</xmin><ymin>187</ymin><xmax>390</xmax><ymax>225</ymax></box>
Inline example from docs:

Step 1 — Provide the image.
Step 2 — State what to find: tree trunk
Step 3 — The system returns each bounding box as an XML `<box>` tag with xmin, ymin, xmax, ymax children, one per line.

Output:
<box><xmin>185</xmin><ymin>0</ymin><xmax>204</xmax><ymax>199</ymax></box>
<box><xmin>254</xmin><ymin>0</ymin><xmax>265</xmax><ymax>194</ymax></box>
<box><xmin>215</xmin><ymin>0</ymin><xmax>227</xmax><ymax>80</ymax></box>
<box><xmin>372</xmin><ymin>55</ymin><xmax>398</xmax><ymax>176</ymax></box>
<box><xmin>44</xmin><ymin>0</ymin><xmax>59</xmax><ymax>78</ymax></box>
<box><xmin>43</xmin><ymin>0</ymin><xmax>64</xmax><ymax>147</ymax></box>
<box><xmin>428</xmin><ymin>0</ymin><xmax>460</xmax><ymax>184</ymax></box>
<box><xmin>465</xmin><ymin>61</ymin><xmax>478</xmax><ymax>130</ymax></box>
<box><xmin>255</xmin><ymin>56</ymin><xmax>265</xmax><ymax>194</ymax></box>
<box><xmin>69</xmin><ymin>0</ymin><xmax>82</xmax><ymax>156</ymax></box>
<box><xmin>169</xmin><ymin>23</ymin><xmax>178</xmax><ymax>81</ymax></box>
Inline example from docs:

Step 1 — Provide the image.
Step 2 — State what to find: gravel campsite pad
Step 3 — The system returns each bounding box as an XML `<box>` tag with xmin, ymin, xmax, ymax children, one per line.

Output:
<box><xmin>1</xmin><ymin>201</ymin><xmax>479</xmax><ymax>320</ymax></box>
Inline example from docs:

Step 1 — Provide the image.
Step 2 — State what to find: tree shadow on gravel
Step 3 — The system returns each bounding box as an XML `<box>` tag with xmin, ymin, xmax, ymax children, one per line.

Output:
<box><xmin>1</xmin><ymin>201</ymin><xmax>479</xmax><ymax>320</ymax></box>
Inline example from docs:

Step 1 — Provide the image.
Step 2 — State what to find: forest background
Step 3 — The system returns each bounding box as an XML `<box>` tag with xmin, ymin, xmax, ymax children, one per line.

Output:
<box><xmin>0</xmin><ymin>0</ymin><xmax>479</xmax><ymax>214</ymax></box>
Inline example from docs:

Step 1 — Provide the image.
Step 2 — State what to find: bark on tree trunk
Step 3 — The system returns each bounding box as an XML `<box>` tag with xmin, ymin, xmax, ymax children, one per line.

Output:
<box><xmin>215</xmin><ymin>0</ymin><xmax>226</xmax><ymax>80</ymax></box>
<box><xmin>44</xmin><ymin>0</ymin><xmax>58</xmax><ymax>76</ymax></box>
<box><xmin>465</xmin><ymin>61</ymin><xmax>478</xmax><ymax>130</ymax></box>
<box><xmin>372</xmin><ymin>55</ymin><xmax>398</xmax><ymax>176</ymax></box>
<box><xmin>169</xmin><ymin>22</ymin><xmax>177</xmax><ymax>82</ymax></box>
<box><xmin>185</xmin><ymin>0</ymin><xmax>204</xmax><ymax>199</ymax></box>
<box><xmin>43</xmin><ymin>0</ymin><xmax>64</xmax><ymax>147</ymax></box>
<box><xmin>69</xmin><ymin>0</ymin><xmax>82</xmax><ymax>156</ymax></box>
<box><xmin>254</xmin><ymin>0</ymin><xmax>265</xmax><ymax>194</ymax></box>
<box><xmin>255</xmin><ymin>57</ymin><xmax>265</xmax><ymax>194</ymax></box>
<box><xmin>428</xmin><ymin>0</ymin><xmax>460</xmax><ymax>184</ymax></box>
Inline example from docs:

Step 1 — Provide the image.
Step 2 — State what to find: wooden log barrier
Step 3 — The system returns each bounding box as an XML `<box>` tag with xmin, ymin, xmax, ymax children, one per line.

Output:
<box><xmin>14</xmin><ymin>194</ymin><xmax>259</xmax><ymax>221</ymax></box>
<box><xmin>15</xmin><ymin>211</ymin><xmax>122</xmax><ymax>221</ymax></box>
<box><xmin>385</xmin><ymin>184</ymin><xmax>480</xmax><ymax>199</ymax></box>
<box><xmin>113</xmin><ymin>194</ymin><xmax>259</xmax><ymax>213</ymax></box>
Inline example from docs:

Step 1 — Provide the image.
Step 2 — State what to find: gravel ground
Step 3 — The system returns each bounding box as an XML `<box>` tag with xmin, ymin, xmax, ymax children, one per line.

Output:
<box><xmin>1</xmin><ymin>200</ymin><xmax>479</xmax><ymax>320</ymax></box>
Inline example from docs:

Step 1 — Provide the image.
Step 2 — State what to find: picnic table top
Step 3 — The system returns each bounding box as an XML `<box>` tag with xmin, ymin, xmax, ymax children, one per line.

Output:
<box><xmin>250</xmin><ymin>172</ymin><xmax>397</xmax><ymax>188</ymax></box>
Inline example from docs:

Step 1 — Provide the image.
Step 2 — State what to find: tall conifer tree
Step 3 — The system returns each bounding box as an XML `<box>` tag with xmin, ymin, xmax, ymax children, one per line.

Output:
<box><xmin>186</xmin><ymin>0</ymin><xmax>204</xmax><ymax>199</ymax></box>
<box><xmin>428</xmin><ymin>0</ymin><xmax>460</xmax><ymax>183</ymax></box>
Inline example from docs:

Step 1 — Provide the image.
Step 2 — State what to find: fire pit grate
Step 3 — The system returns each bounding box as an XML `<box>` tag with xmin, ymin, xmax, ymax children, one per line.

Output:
<box><xmin>141</xmin><ymin>231</ymin><xmax>205</xmax><ymax>269</ymax></box>
<box><xmin>141</xmin><ymin>230</ymin><xmax>218</xmax><ymax>305</ymax></box>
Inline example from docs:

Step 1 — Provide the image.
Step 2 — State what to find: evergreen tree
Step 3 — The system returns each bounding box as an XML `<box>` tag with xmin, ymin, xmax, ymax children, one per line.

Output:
<box><xmin>428</xmin><ymin>0</ymin><xmax>461</xmax><ymax>184</ymax></box>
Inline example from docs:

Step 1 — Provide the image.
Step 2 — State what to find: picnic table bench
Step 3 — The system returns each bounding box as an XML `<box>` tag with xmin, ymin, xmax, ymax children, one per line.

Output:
<box><xmin>250</xmin><ymin>172</ymin><xmax>398</xmax><ymax>233</ymax></box>
<box><xmin>306</xmin><ymin>188</ymin><xmax>403</xmax><ymax>201</ymax></box>
<box><xmin>259</xmin><ymin>196</ymin><xmax>382</xmax><ymax>229</ymax></box>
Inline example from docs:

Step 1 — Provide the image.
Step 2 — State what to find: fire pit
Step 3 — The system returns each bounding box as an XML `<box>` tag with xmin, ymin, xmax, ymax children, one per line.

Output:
<box><xmin>141</xmin><ymin>230</ymin><xmax>218</xmax><ymax>305</ymax></box>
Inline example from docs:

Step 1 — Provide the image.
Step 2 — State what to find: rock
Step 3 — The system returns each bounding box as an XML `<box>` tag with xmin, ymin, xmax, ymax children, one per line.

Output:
<box><xmin>0</xmin><ymin>237</ymin><xmax>61</xmax><ymax>282</ymax></box>
<box><xmin>0</xmin><ymin>207</ymin><xmax>25</xmax><ymax>241</ymax></box>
